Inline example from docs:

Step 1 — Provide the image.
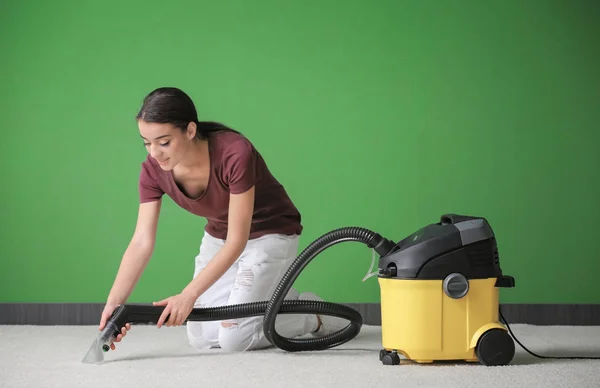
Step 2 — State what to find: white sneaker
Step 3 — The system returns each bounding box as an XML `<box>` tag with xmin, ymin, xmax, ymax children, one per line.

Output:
<box><xmin>299</xmin><ymin>292</ymin><xmax>348</xmax><ymax>337</ymax></box>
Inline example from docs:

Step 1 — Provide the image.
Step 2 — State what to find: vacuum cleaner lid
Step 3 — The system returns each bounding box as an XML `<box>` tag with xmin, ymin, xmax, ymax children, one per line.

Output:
<box><xmin>378</xmin><ymin>214</ymin><xmax>504</xmax><ymax>280</ymax></box>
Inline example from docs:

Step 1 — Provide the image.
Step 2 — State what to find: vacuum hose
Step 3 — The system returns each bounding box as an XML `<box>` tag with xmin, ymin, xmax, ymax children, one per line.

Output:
<box><xmin>99</xmin><ymin>227</ymin><xmax>397</xmax><ymax>354</ymax></box>
<box><xmin>263</xmin><ymin>226</ymin><xmax>396</xmax><ymax>351</ymax></box>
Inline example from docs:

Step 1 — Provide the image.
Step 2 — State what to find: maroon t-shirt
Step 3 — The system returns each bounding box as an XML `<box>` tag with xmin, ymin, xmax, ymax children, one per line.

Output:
<box><xmin>138</xmin><ymin>130</ymin><xmax>303</xmax><ymax>240</ymax></box>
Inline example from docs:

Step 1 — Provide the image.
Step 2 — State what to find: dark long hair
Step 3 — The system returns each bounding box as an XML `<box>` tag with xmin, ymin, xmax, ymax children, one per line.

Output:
<box><xmin>135</xmin><ymin>87</ymin><xmax>239</xmax><ymax>139</ymax></box>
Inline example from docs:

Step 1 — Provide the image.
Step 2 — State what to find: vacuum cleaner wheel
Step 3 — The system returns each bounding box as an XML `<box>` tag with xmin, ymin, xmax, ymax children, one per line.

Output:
<box><xmin>380</xmin><ymin>349</ymin><xmax>401</xmax><ymax>365</ymax></box>
<box><xmin>475</xmin><ymin>328</ymin><xmax>515</xmax><ymax>366</ymax></box>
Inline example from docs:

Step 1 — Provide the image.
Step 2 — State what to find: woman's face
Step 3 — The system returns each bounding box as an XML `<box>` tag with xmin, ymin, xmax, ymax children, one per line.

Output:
<box><xmin>138</xmin><ymin>120</ymin><xmax>196</xmax><ymax>170</ymax></box>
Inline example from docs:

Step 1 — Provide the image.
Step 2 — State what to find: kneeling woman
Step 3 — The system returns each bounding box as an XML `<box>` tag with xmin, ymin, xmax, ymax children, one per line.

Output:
<box><xmin>98</xmin><ymin>87</ymin><xmax>345</xmax><ymax>351</ymax></box>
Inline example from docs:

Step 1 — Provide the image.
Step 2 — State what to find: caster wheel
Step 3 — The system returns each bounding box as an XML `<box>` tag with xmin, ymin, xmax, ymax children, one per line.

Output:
<box><xmin>381</xmin><ymin>351</ymin><xmax>401</xmax><ymax>365</ymax></box>
<box><xmin>476</xmin><ymin>328</ymin><xmax>515</xmax><ymax>366</ymax></box>
<box><xmin>379</xmin><ymin>349</ymin><xmax>389</xmax><ymax>361</ymax></box>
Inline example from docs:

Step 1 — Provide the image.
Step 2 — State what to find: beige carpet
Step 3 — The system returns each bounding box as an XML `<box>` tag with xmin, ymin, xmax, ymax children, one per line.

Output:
<box><xmin>2</xmin><ymin>324</ymin><xmax>600</xmax><ymax>388</ymax></box>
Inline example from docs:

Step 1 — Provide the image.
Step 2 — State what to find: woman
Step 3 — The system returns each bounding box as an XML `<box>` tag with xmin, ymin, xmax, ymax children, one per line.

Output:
<box><xmin>98</xmin><ymin>87</ymin><xmax>345</xmax><ymax>352</ymax></box>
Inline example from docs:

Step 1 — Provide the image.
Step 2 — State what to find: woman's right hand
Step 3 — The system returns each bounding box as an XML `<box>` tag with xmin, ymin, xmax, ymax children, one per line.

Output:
<box><xmin>98</xmin><ymin>303</ymin><xmax>131</xmax><ymax>351</ymax></box>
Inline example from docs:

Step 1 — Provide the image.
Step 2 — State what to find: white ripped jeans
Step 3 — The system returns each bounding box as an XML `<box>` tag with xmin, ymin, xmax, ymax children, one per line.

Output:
<box><xmin>186</xmin><ymin>231</ymin><xmax>319</xmax><ymax>352</ymax></box>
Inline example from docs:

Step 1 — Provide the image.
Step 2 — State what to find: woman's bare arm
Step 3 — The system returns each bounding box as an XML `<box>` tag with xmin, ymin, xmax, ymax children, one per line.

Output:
<box><xmin>106</xmin><ymin>200</ymin><xmax>162</xmax><ymax>305</ymax></box>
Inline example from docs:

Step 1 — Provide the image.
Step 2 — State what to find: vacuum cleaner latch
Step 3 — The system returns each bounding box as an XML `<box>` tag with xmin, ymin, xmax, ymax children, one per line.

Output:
<box><xmin>495</xmin><ymin>275</ymin><xmax>515</xmax><ymax>288</ymax></box>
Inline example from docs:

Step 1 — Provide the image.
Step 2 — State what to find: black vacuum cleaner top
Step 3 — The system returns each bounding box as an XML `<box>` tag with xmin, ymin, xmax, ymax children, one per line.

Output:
<box><xmin>378</xmin><ymin>214</ymin><xmax>512</xmax><ymax>284</ymax></box>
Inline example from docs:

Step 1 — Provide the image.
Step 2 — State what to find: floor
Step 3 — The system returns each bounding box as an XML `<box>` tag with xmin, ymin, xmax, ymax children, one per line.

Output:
<box><xmin>2</xmin><ymin>323</ymin><xmax>600</xmax><ymax>388</ymax></box>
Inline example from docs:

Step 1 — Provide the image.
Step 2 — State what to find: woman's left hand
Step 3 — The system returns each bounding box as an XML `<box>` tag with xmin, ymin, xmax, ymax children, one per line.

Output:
<box><xmin>153</xmin><ymin>291</ymin><xmax>197</xmax><ymax>328</ymax></box>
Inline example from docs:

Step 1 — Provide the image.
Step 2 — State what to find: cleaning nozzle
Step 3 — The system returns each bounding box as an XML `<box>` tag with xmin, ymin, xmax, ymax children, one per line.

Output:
<box><xmin>81</xmin><ymin>305</ymin><xmax>133</xmax><ymax>364</ymax></box>
<box><xmin>81</xmin><ymin>320</ymin><xmax>119</xmax><ymax>364</ymax></box>
<box><xmin>81</xmin><ymin>304</ymin><xmax>168</xmax><ymax>364</ymax></box>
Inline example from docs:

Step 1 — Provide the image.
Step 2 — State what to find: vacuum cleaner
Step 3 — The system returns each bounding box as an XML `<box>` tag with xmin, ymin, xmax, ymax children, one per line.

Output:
<box><xmin>82</xmin><ymin>213</ymin><xmax>516</xmax><ymax>366</ymax></box>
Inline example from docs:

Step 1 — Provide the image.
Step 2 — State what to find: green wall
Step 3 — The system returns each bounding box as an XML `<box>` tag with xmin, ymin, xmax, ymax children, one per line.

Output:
<box><xmin>1</xmin><ymin>0</ymin><xmax>599</xmax><ymax>305</ymax></box>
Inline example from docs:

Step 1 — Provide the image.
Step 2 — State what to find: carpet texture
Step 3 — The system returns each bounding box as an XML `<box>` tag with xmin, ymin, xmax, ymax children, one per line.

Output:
<box><xmin>2</xmin><ymin>324</ymin><xmax>600</xmax><ymax>388</ymax></box>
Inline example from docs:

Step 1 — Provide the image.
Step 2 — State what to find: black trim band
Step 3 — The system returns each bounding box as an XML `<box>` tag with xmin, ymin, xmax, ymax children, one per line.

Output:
<box><xmin>1</xmin><ymin>303</ymin><xmax>599</xmax><ymax>326</ymax></box>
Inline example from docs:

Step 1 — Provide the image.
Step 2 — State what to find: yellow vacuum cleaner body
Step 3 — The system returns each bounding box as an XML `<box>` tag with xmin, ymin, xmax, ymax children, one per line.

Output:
<box><xmin>377</xmin><ymin>214</ymin><xmax>515</xmax><ymax>366</ymax></box>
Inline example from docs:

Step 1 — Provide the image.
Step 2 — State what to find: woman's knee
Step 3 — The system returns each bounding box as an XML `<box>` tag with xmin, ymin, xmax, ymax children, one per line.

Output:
<box><xmin>186</xmin><ymin>322</ymin><xmax>219</xmax><ymax>350</ymax></box>
<box><xmin>217</xmin><ymin>319</ymin><xmax>265</xmax><ymax>352</ymax></box>
<box><xmin>186</xmin><ymin>320</ymin><xmax>264</xmax><ymax>352</ymax></box>
<box><xmin>188</xmin><ymin>335</ymin><xmax>216</xmax><ymax>350</ymax></box>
